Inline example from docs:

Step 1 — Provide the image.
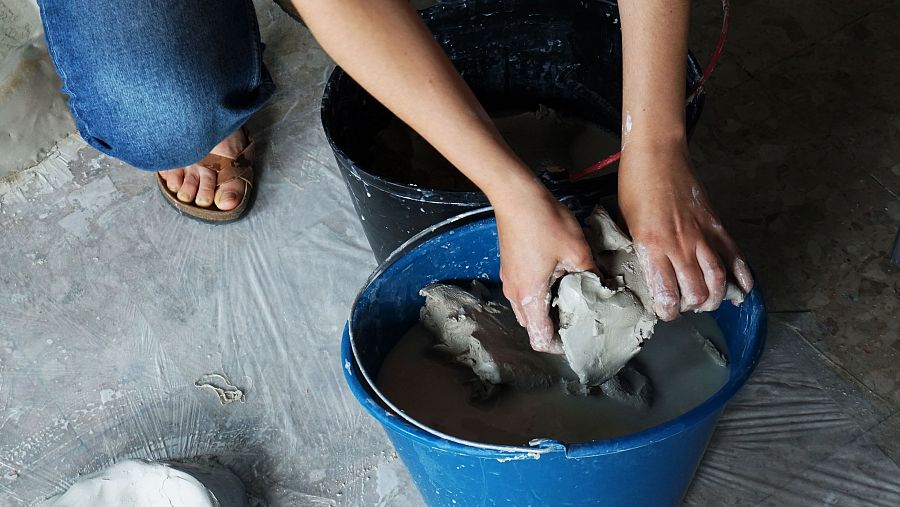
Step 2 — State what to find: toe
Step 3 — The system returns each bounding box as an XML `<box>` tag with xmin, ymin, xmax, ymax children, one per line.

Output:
<box><xmin>214</xmin><ymin>176</ymin><xmax>245</xmax><ymax>211</ymax></box>
<box><xmin>159</xmin><ymin>168</ymin><xmax>184</xmax><ymax>193</ymax></box>
<box><xmin>194</xmin><ymin>166</ymin><xmax>217</xmax><ymax>208</ymax></box>
<box><xmin>177</xmin><ymin>166</ymin><xmax>200</xmax><ymax>203</ymax></box>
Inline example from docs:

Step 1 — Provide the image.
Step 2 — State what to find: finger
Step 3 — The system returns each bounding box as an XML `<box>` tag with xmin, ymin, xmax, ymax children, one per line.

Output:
<box><xmin>709</xmin><ymin>230</ymin><xmax>755</xmax><ymax>294</ymax></box>
<box><xmin>508</xmin><ymin>297</ymin><xmax>526</xmax><ymax>327</ymax></box>
<box><xmin>636</xmin><ymin>244</ymin><xmax>680</xmax><ymax>321</ymax></box>
<box><xmin>672</xmin><ymin>256</ymin><xmax>708</xmax><ymax>313</ymax></box>
<box><xmin>696</xmin><ymin>242</ymin><xmax>727</xmax><ymax>312</ymax></box>
<box><xmin>549</xmin><ymin>265</ymin><xmax>568</xmax><ymax>288</ymax></box>
<box><xmin>559</xmin><ymin>246</ymin><xmax>599</xmax><ymax>277</ymax></box>
<box><xmin>732</xmin><ymin>257</ymin><xmax>754</xmax><ymax>294</ymax></box>
<box><xmin>521</xmin><ymin>292</ymin><xmax>563</xmax><ymax>354</ymax></box>
<box><xmin>501</xmin><ymin>270</ymin><xmax>526</xmax><ymax>327</ymax></box>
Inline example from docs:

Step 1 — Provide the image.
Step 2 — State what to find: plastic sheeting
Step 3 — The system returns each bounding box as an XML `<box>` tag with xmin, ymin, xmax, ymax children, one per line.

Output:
<box><xmin>1</xmin><ymin>2</ymin><xmax>898</xmax><ymax>506</ymax></box>
<box><xmin>0</xmin><ymin>0</ymin><xmax>76</xmax><ymax>177</ymax></box>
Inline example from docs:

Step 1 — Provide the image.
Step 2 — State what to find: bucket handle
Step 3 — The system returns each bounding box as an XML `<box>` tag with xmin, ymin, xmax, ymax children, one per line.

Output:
<box><xmin>569</xmin><ymin>0</ymin><xmax>731</xmax><ymax>181</ymax></box>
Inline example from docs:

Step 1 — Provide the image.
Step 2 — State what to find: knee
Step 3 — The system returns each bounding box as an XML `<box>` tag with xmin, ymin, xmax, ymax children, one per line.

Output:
<box><xmin>75</xmin><ymin>78</ymin><xmax>231</xmax><ymax>171</ymax></box>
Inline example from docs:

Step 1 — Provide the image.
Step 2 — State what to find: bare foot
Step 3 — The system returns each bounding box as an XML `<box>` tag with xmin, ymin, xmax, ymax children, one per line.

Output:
<box><xmin>158</xmin><ymin>129</ymin><xmax>249</xmax><ymax>211</ymax></box>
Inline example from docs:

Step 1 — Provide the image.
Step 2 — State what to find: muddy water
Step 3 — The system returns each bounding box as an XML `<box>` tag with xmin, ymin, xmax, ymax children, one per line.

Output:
<box><xmin>368</xmin><ymin>105</ymin><xmax>621</xmax><ymax>192</ymax></box>
<box><xmin>376</xmin><ymin>313</ymin><xmax>729</xmax><ymax>446</ymax></box>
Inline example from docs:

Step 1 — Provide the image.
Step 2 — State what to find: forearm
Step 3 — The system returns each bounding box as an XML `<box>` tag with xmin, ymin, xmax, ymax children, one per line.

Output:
<box><xmin>292</xmin><ymin>0</ymin><xmax>541</xmax><ymax>206</ymax></box>
<box><xmin>618</xmin><ymin>0</ymin><xmax>691</xmax><ymax>149</ymax></box>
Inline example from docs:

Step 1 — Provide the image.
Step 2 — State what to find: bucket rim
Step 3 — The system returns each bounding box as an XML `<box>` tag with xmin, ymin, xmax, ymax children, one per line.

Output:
<box><xmin>320</xmin><ymin>62</ymin><xmax>699</xmax><ymax>203</ymax></box>
<box><xmin>344</xmin><ymin>209</ymin><xmax>768</xmax><ymax>458</ymax></box>
<box><xmin>319</xmin><ymin>0</ymin><xmax>706</xmax><ymax>202</ymax></box>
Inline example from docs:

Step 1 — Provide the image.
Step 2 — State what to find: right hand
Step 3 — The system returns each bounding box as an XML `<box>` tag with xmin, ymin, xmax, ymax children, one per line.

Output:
<box><xmin>493</xmin><ymin>181</ymin><xmax>597</xmax><ymax>353</ymax></box>
<box><xmin>618</xmin><ymin>138</ymin><xmax>754</xmax><ymax>320</ymax></box>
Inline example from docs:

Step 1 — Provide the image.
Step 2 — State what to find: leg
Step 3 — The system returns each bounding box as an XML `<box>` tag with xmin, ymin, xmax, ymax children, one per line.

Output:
<box><xmin>38</xmin><ymin>0</ymin><xmax>274</xmax><ymax>208</ymax></box>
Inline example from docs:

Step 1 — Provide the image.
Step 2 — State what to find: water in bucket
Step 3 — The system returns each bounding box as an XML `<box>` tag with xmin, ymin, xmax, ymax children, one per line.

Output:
<box><xmin>368</xmin><ymin>105</ymin><xmax>622</xmax><ymax>192</ymax></box>
<box><xmin>377</xmin><ymin>308</ymin><xmax>730</xmax><ymax>446</ymax></box>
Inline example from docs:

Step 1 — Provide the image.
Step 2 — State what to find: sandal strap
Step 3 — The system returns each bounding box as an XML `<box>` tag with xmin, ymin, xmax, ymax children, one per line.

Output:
<box><xmin>216</xmin><ymin>162</ymin><xmax>253</xmax><ymax>188</ymax></box>
<box><xmin>196</xmin><ymin>135</ymin><xmax>256</xmax><ymax>189</ymax></box>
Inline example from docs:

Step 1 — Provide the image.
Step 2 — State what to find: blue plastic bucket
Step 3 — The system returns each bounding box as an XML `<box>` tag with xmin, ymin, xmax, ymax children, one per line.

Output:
<box><xmin>342</xmin><ymin>210</ymin><xmax>767</xmax><ymax>506</ymax></box>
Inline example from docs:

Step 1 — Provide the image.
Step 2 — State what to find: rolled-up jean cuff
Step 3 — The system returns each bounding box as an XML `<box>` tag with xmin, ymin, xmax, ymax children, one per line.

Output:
<box><xmin>37</xmin><ymin>0</ymin><xmax>276</xmax><ymax>171</ymax></box>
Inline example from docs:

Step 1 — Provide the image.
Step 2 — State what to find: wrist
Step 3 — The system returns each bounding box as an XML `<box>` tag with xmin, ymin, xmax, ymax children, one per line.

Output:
<box><xmin>624</xmin><ymin>126</ymin><xmax>687</xmax><ymax>149</ymax></box>
<box><xmin>619</xmin><ymin>131</ymin><xmax>693</xmax><ymax>182</ymax></box>
<box><xmin>621</xmin><ymin>130</ymin><xmax>689</xmax><ymax>162</ymax></box>
<box><xmin>483</xmin><ymin>171</ymin><xmax>553</xmax><ymax>212</ymax></box>
<box><xmin>621</xmin><ymin>107</ymin><xmax>687</xmax><ymax>152</ymax></box>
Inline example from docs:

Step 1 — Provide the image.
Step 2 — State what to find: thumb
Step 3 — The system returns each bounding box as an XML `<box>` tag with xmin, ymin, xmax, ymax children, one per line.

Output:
<box><xmin>521</xmin><ymin>290</ymin><xmax>563</xmax><ymax>354</ymax></box>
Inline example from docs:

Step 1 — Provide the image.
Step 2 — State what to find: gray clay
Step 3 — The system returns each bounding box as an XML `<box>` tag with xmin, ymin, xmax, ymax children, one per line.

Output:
<box><xmin>420</xmin><ymin>282</ymin><xmax>571</xmax><ymax>390</ymax></box>
<box><xmin>555</xmin><ymin>207</ymin><xmax>743</xmax><ymax>385</ymax></box>
<box><xmin>417</xmin><ymin>206</ymin><xmax>740</xmax><ymax>410</ymax></box>
<box><xmin>420</xmin><ymin>281</ymin><xmax>651</xmax><ymax>409</ymax></box>
<box><xmin>554</xmin><ymin>207</ymin><xmax>657</xmax><ymax>386</ymax></box>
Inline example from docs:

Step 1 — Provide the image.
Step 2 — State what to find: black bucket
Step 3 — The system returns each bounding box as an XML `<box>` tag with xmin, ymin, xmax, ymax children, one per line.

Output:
<box><xmin>321</xmin><ymin>0</ymin><xmax>705</xmax><ymax>262</ymax></box>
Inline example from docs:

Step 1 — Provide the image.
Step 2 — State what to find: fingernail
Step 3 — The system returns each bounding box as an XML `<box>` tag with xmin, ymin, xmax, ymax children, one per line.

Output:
<box><xmin>655</xmin><ymin>305</ymin><xmax>674</xmax><ymax>321</ymax></box>
<box><xmin>699</xmin><ymin>299</ymin><xmax>720</xmax><ymax>312</ymax></box>
<box><xmin>223</xmin><ymin>192</ymin><xmax>238</xmax><ymax>203</ymax></box>
<box><xmin>168</xmin><ymin>184</ymin><xmax>178</xmax><ymax>192</ymax></box>
<box><xmin>527</xmin><ymin>324</ymin><xmax>553</xmax><ymax>351</ymax></box>
<box><xmin>681</xmin><ymin>293</ymin><xmax>701</xmax><ymax>308</ymax></box>
<box><xmin>734</xmin><ymin>259</ymin><xmax>754</xmax><ymax>292</ymax></box>
<box><xmin>655</xmin><ymin>297</ymin><xmax>678</xmax><ymax>321</ymax></box>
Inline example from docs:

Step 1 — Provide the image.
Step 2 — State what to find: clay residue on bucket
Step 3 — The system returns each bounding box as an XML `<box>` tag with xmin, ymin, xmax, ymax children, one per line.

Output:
<box><xmin>367</xmin><ymin>105</ymin><xmax>621</xmax><ymax>192</ymax></box>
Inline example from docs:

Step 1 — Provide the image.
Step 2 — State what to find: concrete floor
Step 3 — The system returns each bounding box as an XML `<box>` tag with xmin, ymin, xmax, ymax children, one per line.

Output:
<box><xmin>0</xmin><ymin>0</ymin><xmax>898</xmax><ymax>505</ymax></box>
<box><xmin>689</xmin><ymin>0</ymin><xmax>899</xmax><ymax>435</ymax></box>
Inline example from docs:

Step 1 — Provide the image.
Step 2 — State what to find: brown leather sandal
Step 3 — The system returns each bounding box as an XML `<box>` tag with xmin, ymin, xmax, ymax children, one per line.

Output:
<box><xmin>156</xmin><ymin>128</ymin><xmax>256</xmax><ymax>223</ymax></box>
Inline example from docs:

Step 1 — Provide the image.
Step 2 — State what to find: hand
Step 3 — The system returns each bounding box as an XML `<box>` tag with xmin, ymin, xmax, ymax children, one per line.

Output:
<box><xmin>618</xmin><ymin>137</ymin><xmax>754</xmax><ymax>321</ymax></box>
<box><xmin>493</xmin><ymin>181</ymin><xmax>597</xmax><ymax>353</ymax></box>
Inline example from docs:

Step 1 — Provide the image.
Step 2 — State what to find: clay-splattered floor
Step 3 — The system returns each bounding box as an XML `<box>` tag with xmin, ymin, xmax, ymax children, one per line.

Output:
<box><xmin>1</xmin><ymin>0</ymin><xmax>898</xmax><ymax>505</ymax></box>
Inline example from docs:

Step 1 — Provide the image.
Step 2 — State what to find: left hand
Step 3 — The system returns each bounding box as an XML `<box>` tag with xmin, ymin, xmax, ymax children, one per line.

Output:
<box><xmin>493</xmin><ymin>179</ymin><xmax>597</xmax><ymax>353</ymax></box>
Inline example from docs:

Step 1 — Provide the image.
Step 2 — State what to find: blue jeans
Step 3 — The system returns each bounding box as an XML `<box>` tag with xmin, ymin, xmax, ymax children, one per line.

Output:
<box><xmin>38</xmin><ymin>0</ymin><xmax>276</xmax><ymax>171</ymax></box>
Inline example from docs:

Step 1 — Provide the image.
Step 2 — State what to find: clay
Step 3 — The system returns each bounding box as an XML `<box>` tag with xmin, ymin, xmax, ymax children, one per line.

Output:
<box><xmin>419</xmin><ymin>206</ymin><xmax>746</xmax><ymax>399</ymax></box>
<box><xmin>369</xmin><ymin>105</ymin><xmax>620</xmax><ymax>191</ymax></box>
<box><xmin>195</xmin><ymin>373</ymin><xmax>245</xmax><ymax>405</ymax></box>
<box><xmin>554</xmin><ymin>208</ymin><xmax>657</xmax><ymax>386</ymax></box>
<box><xmin>694</xmin><ymin>327</ymin><xmax>729</xmax><ymax>368</ymax></box>
<box><xmin>420</xmin><ymin>282</ymin><xmax>574</xmax><ymax>391</ymax></box>
<box><xmin>555</xmin><ymin>207</ymin><xmax>745</xmax><ymax>385</ymax></box>
<box><xmin>377</xmin><ymin>313</ymin><xmax>729</xmax><ymax>445</ymax></box>
<box><xmin>48</xmin><ymin>459</ymin><xmax>248</xmax><ymax>507</ymax></box>
<box><xmin>420</xmin><ymin>281</ymin><xmax>653</xmax><ymax>405</ymax></box>
<box><xmin>597</xmin><ymin>364</ymin><xmax>653</xmax><ymax>410</ymax></box>
<box><xmin>555</xmin><ymin>272</ymin><xmax>655</xmax><ymax>386</ymax></box>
